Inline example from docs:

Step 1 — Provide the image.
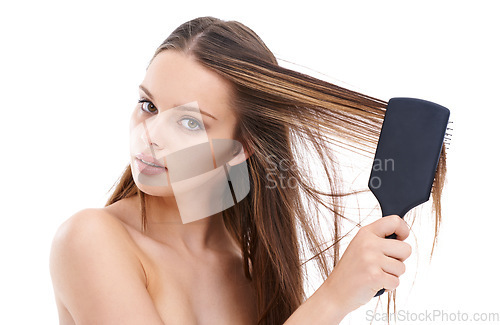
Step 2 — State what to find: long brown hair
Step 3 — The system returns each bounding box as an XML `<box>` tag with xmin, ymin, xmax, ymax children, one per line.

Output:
<box><xmin>106</xmin><ymin>16</ymin><xmax>446</xmax><ymax>324</ymax></box>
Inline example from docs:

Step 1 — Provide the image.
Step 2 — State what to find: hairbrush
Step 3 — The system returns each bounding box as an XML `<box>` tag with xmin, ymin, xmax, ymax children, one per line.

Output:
<box><xmin>368</xmin><ymin>97</ymin><xmax>450</xmax><ymax>297</ymax></box>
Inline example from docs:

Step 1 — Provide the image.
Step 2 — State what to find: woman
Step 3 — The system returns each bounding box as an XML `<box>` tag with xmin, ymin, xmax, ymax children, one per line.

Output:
<box><xmin>49</xmin><ymin>16</ymin><xmax>446</xmax><ymax>324</ymax></box>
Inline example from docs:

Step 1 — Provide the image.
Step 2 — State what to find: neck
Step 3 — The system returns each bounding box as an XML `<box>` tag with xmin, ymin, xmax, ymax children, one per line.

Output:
<box><xmin>142</xmin><ymin>194</ymin><xmax>236</xmax><ymax>254</ymax></box>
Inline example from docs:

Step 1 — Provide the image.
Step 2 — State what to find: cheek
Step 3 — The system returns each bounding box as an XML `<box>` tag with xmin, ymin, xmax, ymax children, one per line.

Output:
<box><xmin>129</xmin><ymin>108</ymin><xmax>144</xmax><ymax>141</ymax></box>
<box><xmin>129</xmin><ymin>118</ymin><xmax>145</xmax><ymax>156</ymax></box>
<box><xmin>210</xmin><ymin>138</ymin><xmax>240</xmax><ymax>166</ymax></box>
<box><xmin>205</xmin><ymin>118</ymin><xmax>237</xmax><ymax>141</ymax></box>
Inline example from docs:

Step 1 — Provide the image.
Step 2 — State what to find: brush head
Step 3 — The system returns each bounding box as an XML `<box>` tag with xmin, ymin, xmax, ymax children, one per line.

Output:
<box><xmin>368</xmin><ymin>97</ymin><xmax>450</xmax><ymax>217</ymax></box>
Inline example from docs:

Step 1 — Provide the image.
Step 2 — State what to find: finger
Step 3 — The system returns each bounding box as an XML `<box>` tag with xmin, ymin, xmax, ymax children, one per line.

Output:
<box><xmin>379</xmin><ymin>273</ymin><xmax>400</xmax><ymax>292</ymax></box>
<box><xmin>381</xmin><ymin>238</ymin><xmax>412</xmax><ymax>261</ymax></box>
<box><xmin>371</xmin><ymin>215</ymin><xmax>410</xmax><ymax>240</ymax></box>
<box><xmin>381</xmin><ymin>256</ymin><xmax>406</xmax><ymax>277</ymax></box>
<box><xmin>392</xmin><ymin>216</ymin><xmax>410</xmax><ymax>241</ymax></box>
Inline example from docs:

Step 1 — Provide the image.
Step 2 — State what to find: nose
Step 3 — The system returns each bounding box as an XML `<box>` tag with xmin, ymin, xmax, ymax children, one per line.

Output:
<box><xmin>141</xmin><ymin>118</ymin><xmax>163</xmax><ymax>150</ymax></box>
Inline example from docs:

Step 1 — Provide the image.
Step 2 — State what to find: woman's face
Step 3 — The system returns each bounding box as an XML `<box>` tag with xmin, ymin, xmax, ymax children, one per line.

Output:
<box><xmin>129</xmin><ymin>50</ymin><xmax>247</xmax><ymax>221</ymax></box>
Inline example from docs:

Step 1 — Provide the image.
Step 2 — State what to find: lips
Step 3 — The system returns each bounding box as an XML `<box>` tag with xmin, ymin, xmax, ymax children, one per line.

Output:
<box><xmin>136</xmin><ymin>152</ymin><xmax>165</xmax><ymax>168</ymax></box>
<box><xmin>134</xmin><ymin>152</ymin><xmax>167</xmax><ymax>175</ymax></box>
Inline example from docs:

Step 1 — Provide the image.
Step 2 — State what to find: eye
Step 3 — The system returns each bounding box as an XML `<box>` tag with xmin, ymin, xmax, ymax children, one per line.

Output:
<box><xmin>179</xmin><ymin>117</ymin><xmax>204</xmax><ymax>131</ymax></box>
<box><xmin>138</xmin><ymin>99</ymin><xmax>157</xmax><ymax>114</ymax></box>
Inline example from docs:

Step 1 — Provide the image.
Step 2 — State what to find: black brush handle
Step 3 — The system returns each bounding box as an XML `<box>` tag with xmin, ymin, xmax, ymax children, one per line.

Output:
<box><xmin>374</xmin><ymin>232</ymin><xmax>397</xmax><ymax>297</ymax></box>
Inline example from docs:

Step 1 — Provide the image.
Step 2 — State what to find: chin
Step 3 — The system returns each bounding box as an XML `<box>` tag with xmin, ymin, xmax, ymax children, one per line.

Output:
<box><xmin>136</xmin><ymin>183</ymin><xmax>175</xmax><ymax>197</ymax></box>
<box><xmin>130</xmin><ymin>165</ymin><xmax>172</xmax><ymax>196</ymax></box>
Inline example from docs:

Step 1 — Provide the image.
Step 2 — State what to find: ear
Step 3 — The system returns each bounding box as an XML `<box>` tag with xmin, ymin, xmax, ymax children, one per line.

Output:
<box><xmin>227</xmin><ymin>142</ymin><xmax>254</xmax><ymax>167</ymax></box>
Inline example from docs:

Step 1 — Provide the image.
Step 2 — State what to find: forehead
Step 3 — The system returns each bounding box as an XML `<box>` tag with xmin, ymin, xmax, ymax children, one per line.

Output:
<box><xmin>141</xmin><ymin>51</ymin><xmax>234</xmax><ymax>120</ymax></box>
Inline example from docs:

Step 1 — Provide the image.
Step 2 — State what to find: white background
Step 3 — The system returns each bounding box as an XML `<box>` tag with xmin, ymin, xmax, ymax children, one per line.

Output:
<box><xmin>1</xmin><ymin>1</ymin><xmax>498</xmax><ymax>324</ymax></box>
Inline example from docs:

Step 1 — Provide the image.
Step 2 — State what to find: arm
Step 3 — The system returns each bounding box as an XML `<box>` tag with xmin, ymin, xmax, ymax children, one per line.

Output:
<box><xmin>49</xmin><ymin>209</ymin><xmax>165</xmax><ymax>325</ymax></box>
<box><xmin>283</xmin><ymin>281</ymin><xmax>349</xmax><ymax>325</ymax></box>
<box><xmin>284</xmin><ymin>215</ymin><xmax>412</xmax><ymax>325</ymax></box>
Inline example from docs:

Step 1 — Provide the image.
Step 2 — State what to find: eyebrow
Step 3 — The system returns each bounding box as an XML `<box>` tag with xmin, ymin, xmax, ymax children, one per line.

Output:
<box><xmin>139</xmin><ymin>84</ymin><xmax>218</xmax><ymax>120</ymax></box>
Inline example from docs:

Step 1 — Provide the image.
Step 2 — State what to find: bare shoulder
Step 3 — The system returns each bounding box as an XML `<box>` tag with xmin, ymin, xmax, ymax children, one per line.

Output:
<box><xmin>49</xmin><ymin>208</ymin><xmax>164</xmax><ymax>325</ymax></box>
<box><xmin>50</xmin><ymin>208</ymin><xmax>144</xmax><ymax>276</ymax></box>
<box><xmin>53</xmin><ymin>208</ymin><xmax>114</xmax><ymax>236</ymax></box>
<box><xmin>51</xmin><ymin>208</ymin><xmax>135</xmax><ymax>250</ymax></box>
